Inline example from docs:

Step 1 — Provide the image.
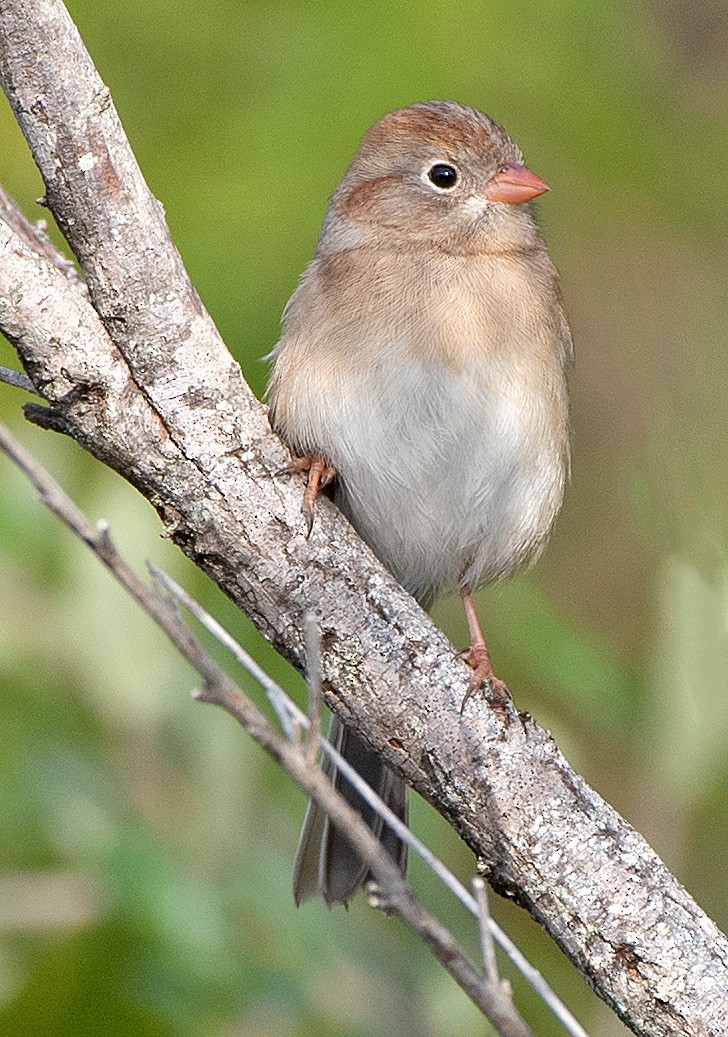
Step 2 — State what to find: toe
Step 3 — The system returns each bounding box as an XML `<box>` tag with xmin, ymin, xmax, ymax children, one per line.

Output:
<box><xmin>459</xmin><ymin>645</ymin><xmax>511</xmax><ymax>711</ymax></box>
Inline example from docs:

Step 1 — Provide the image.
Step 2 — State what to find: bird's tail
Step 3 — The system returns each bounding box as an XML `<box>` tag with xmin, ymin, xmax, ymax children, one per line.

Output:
<box><xmin>292</xmin><ymin>714</ymin><xmax>408</xmax><ymax>907</ymax></box>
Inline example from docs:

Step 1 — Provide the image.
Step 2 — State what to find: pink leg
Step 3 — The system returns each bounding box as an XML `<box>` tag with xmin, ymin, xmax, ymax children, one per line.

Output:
<box><xmin>459</xmin><ymin>586</ymin><xmax>511</xmax><ymax>709</ymax></box>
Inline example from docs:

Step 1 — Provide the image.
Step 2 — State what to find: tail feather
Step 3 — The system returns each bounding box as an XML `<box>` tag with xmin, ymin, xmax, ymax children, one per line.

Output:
<box><xmin>293</xmin><ymin>714</ymin><xmax>408</xmax><ymax>906</ymax></box>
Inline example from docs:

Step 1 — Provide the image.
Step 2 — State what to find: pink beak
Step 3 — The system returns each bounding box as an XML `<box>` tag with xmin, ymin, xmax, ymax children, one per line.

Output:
<box><xmin>483</xmin><ymin>163</ymin><xmax>550</xmax><ymax>205</ymax></box>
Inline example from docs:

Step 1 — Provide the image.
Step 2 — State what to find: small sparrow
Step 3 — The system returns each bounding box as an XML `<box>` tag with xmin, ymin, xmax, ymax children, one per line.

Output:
<box><xmin>267</xmin><ymin>101</ymin><xmax>572</xmax><ymax>906</ymax></box>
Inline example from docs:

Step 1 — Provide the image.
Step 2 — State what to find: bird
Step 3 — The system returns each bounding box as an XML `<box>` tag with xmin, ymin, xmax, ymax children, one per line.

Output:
<box><xmin>266</xmin><ymin>101</ymin><xmax>573</xmax><ymax>907</ymax></box>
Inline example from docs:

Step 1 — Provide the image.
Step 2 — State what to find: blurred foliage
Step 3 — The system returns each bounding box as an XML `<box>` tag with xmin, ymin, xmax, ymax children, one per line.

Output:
<box><xmin>1</xmin><ymin>0</ymin><xmax>728</xmax><ymax>1034</ymax></box>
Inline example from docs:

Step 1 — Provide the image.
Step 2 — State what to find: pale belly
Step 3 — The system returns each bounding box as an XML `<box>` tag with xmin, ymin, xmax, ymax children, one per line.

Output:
<box><xmin>317</xmin><ymin>354</ymin><xmax>568</xmax><ymax>606</ymax></box>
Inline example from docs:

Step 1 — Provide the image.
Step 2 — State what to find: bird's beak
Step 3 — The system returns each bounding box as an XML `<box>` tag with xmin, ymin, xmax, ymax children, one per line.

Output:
<box><xmin>483</xmin><ymin>163</ymin><xmax>550</xmax><ymax>205</ymax></box>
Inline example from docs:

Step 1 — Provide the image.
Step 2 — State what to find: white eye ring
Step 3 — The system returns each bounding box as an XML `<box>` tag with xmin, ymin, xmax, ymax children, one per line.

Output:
<box><xmin>425</xmin><ymin>162</ymin><xmax>459</xmax><ymax>190</ymax></box>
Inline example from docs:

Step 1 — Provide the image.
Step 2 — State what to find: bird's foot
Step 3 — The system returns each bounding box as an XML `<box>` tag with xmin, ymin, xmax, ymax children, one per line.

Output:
<box><xmin>277</xmin><ymin>453</ymin><xmax>336</xmax><ymax>537</ymax></box>
<box><xmin>457</xmin><ymin>585</ymin><xmax>511</xmax><ymax>711</ymax></box>
<box><xmin>459</xmin><ymin>643</ymin><xmax>511</xmax><ymax>713</ymax></box>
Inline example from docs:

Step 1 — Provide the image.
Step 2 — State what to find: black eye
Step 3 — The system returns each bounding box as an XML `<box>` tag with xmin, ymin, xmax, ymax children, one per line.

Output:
<box><xmin>427</xmin><ymin>163</ymin><xmax>459</xmax><ymax>190</ymax></box>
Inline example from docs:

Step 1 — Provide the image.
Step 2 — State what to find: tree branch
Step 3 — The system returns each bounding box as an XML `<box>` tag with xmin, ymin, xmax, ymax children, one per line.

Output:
<box><xmin>0</xmin><ymin>418</ymin><xmax>535</xmax><ymax>1037</ymax></box>
<box><xmin>1</xmin><ymin>2</ymin><xmax>726</xmax><ymax>1033</ymax></box>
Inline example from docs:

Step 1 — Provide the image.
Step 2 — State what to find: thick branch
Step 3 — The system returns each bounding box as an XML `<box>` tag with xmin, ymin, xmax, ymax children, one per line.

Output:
<box><xmin>1</xmin><ymin>3</ymin><xmax>727</xmax><ymax>1033</ymax></box>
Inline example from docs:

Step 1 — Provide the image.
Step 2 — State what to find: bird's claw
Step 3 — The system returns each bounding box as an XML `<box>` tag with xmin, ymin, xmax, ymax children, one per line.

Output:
<box><xmin>459</xmin><ymin>643</ymin><xmax>511</xmax><ymax>713</ymax></box>
<box><xmin>276</xmin><ymin>453</ymin><xmax>336</xmax><ymax>537</ymax></box>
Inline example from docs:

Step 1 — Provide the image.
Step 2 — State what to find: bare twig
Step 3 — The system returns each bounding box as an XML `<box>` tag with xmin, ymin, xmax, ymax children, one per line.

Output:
<box><xmin>0</xmin><ymin>418</ymin><xmax>535</xmax><ymax>1037</ymax></box>
<box><xmin>302</xmin><ymin>610</ymin><xmax>323</xmax><ymax>764</ymax></box>
<box><xmin>0</xmin><ymin>365</ymin><xmax>38</xmax><ymax>394</ymax></box>
<box><xmin>145</xmin><ymin>564</ymin><xmax>301</xmax><ymax>742</ymax></box>
<box><xmin>0</xmin><ymin>183</ymin><xmax>80</xmax><ymax>282</ymax></box>
<box><xmin>473</xmin><ymin>877</ymin><xmax>500</xmax><ymax>986</ymax></box>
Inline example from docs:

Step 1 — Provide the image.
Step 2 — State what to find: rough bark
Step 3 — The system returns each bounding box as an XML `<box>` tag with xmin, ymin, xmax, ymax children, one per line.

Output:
<box><xmin>0</xmin><ymin>2</ymin><xmax>726</xmax><ymax>1033</ymax></box>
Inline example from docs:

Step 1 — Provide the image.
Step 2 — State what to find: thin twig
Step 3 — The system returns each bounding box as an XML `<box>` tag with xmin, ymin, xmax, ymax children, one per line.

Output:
<box><xmin>473</xmin><ymin>877</ymin><xmax>500</xmax><ymax>986</ymax></box>
<box><xmin>0</xmin><ymin>365</ymin><xmax>39</xmax><ymax>395</ymax></box>
<box><xmin>0</xmin><ymin>183</ymin><xmax>82</xmax><ymax>284</ymax></box>
<box><xmin>0</xmin><ymin>419</ymin><xmax>534</xmax><ymax>1037</ymax></box>
<box><xmin>302</xmin><ymin>610</ymin><xmax>322</xmax><ymax>764</ymax></box>
<box><xmin>144</xmin><ymin>563</ymin><xmax>301</xmax><ymax>741</ymax></box>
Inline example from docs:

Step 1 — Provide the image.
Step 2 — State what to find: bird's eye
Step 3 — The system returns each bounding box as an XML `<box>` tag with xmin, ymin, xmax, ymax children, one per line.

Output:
<box><xmin>427</xmin><ymin>163</ymin><xmax>459</xmax><ymax>190</ymax></box>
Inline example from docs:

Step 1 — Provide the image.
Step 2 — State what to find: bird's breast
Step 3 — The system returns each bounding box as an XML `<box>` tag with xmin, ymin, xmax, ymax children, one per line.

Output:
<box><xmin>269</xmin><ymin>248</ymin><xmax>571</xmax><ymax>601</ymax></box>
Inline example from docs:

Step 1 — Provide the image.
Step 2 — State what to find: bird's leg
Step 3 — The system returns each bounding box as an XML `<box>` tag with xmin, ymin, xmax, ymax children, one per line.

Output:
<box><xmin>278</xmin><ymin>453</ymin><xmax>337</xmax><ymax>537</ymax></box>
<box><xmin>459</xmin><ymin>586</ymin><xmax>511</xmax><ymax>710</ymax></box>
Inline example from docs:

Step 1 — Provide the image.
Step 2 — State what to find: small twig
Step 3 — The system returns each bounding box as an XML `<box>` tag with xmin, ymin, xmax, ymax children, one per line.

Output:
<box><xmin>0</xmin><ymin>419</ymin><xmax>534</xmax><ymax>1037</ymax></box>
<box><xmin>302</xmin><ymin>610</ymin><xmax>322</xmax><ymax>764</ymax></box>
<box><xmin>0</xmin><ymin>183</ymin><xmax>82</xmax><ymax>284</ymax></box>
<box><xmin>145</xmin><ymin>562</ymin><xmax>300</xmax><ymax>741</ymax></box>
<box><xmin>0</xmin><ymin>365</ymin><xmax>39</xmax><ymax>395</ymax></box>
<box><xmin>473</xmin><ymin>877</ymin><xmax>500</xmax><ymax>986</ymax></box>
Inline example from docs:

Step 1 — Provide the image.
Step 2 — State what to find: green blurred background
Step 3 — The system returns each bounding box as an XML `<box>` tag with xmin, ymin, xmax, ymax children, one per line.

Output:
<box><xmin>2</xmin><ymin>1</ymin><xmax>727</xmax><ymax>1034</ymax></box>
